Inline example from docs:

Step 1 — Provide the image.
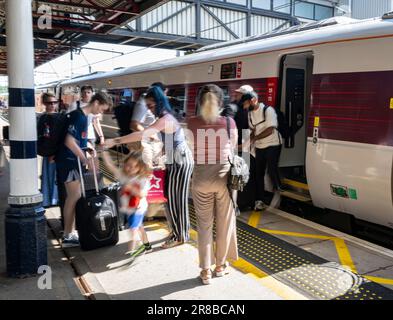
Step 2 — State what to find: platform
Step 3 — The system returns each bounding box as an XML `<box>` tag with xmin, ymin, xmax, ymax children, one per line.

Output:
<box><xmin>1</xmin><ymin>116</ymin><xmax>393</xmax><ymax>300</ymax></box>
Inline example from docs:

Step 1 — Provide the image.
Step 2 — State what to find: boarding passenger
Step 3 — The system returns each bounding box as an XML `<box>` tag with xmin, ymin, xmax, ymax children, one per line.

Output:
<box><xmin>233</xmin><ymin>85</ymin><xmax>254</xmax><ymax>147</ymax></box>
<box><xmin>69</xmin><ymin>85</ymin><xmax>105</xmax><ymax>147</ymax></box>
<box><xmin>130</xmin><ymin>84</ymin><xmax>163</xmax><ymax>168</ymax></box>
<box><xmin>39</xmin><ymin>93</ymin><xmax>59</xmax><ymax>207</ymax></box>
<box><xmin>242</xmin><ymin>91</ymin><xmax>282</xmax><ymax>210</ymax></box>
<box><xmin>56</xmin><ymin>92</ymin><xmax>112</xmax><ymax>247</ymax></box>
<box><xmin>106</xmin><ymin>86</ymin><xmax>194</xmax><ymax>248</ymax></box>
<box><xmin>187</xmin><ymin>84</ymin><xmax>239</xmax><ymax>285</ymax></box>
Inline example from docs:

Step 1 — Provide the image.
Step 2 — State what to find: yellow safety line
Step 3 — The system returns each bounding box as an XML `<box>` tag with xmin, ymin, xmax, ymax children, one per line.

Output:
<box><xmin>188</xmin><ymin>219</ymin><xmax>307</xmax><ymax>299</ymax></box>
<box><xmin>260</xmin><ymin>229</ymin><xmax>334</xmax><ymax>240</ymax></box>
<box><xmin>332</xmin><ymin>238</ymin><xmax>358</xmax><ymax>273</ymax></box>
<box><xmin>283</xmin><ymin>178</ymin><xmax>309</xmax><ymax>191</ymax></box>
<box><xmin>363</xmin><ymin>276</ymin><xmax>393</xmax><ymax>286</ymax></box>
<box><xmin>248</xmin><ymin>211</ymin><xmax>261</xmax><ymax>228</ymax></box>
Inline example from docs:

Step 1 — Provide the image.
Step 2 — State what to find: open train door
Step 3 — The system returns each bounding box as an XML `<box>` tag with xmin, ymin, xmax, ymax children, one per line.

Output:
<box><xmin>278</xmin><ymin>52</ymin><xmax>314</xmax><ymax>190</ymax></box>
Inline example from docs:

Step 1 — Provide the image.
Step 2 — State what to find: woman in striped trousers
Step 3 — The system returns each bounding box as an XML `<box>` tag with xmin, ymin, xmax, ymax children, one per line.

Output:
<box><xmin>106</xmin><ymin>86</ymin><xmax>194</xmax><ymax>248</ymax></box>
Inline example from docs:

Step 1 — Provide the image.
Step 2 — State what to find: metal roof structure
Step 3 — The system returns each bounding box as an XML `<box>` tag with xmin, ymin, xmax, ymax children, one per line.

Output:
<box><xmin>0</xmin><ymin>0</ymin><xmax>339</xmax><ymax>76</ymax></box>
<box><xmin>0</xmin><ymin>0</ymin><xmax>167</xmax><ymax>74</ymax></box>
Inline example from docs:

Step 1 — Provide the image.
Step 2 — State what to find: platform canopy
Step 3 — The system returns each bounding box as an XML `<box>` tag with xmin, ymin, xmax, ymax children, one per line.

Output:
<box><xmin>0</xmin><ymin>0</ymin><xmax>167</xmax><ymax>74</ymax></box>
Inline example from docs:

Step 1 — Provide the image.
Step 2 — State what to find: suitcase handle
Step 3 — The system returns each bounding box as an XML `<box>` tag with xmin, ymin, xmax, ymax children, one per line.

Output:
<box><xmin>77</xmin><ymin>149</ymin><xmax>100</xmax><ymax>197</ymax></box>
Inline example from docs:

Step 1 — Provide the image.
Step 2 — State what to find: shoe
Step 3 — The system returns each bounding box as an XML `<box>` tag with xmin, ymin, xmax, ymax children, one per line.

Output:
<box><xmin>62</xmin><ymin>233</ymin><xmax>80</xmax><ymax>248</ymax></box>
<box><xmin>129</xmin><ymin>244</ymin><xmax>146</xmax><ymax>260</ymax></box>
<box><xmin>200</xmin><ymin>269</ymin><xmax>212</xmax><ymax>285</ymax></box>
<box><xmin>161</xmin><ymin>238</ymin><xmax>184</xmax><ymax>249</ymax></box>
<box><xmin>143</xmin><ymin>242</ymin><xmax>153</xmax><ymax>253</ymax></box>
<box><xmin>254</xmin><ymin>200</ymin><xmax>267</xmax><ymax>211</ymax></box>
<box><xmin>214</xmin><ymin>263</ymin><xmax>230</xmax><ymax>277</ymax></box>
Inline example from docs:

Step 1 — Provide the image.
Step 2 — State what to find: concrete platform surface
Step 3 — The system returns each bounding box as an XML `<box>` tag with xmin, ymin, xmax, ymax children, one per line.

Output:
<box><xmin>0</xmin><ymin>157</ymin><xmax>84</xmax><ymax>300</ymax></box>
<box><xmin>46</xmin><ymin>207</ymin><xmax>285</xmax><ymax>300</ymax></box>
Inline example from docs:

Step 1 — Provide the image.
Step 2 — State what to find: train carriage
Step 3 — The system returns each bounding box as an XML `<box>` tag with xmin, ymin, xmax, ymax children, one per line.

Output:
<box><xmin>48</xmin><ymin>14</ymin><xmax>393</xmax><ymax>231</ymax></box>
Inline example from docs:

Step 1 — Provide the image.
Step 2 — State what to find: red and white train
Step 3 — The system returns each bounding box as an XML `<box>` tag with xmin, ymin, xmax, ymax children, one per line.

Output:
<box><xmin>42</xmin><ymin>14</ymin><xmax>393</xmax><ymax>231</ymax></box>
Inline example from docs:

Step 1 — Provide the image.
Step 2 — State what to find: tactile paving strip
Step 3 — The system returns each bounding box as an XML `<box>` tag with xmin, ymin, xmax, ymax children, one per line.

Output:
<box><xmin>189</xmin><ymin>203</ymin><xmax>393</xmax><ymax>300</ymax></box>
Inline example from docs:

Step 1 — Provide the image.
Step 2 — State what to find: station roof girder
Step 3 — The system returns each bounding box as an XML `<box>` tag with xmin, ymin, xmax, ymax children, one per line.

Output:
<box><xmin>0</xmin><ymin>0</ymin><xmax>167</xmax><ymax>74</ymax></box>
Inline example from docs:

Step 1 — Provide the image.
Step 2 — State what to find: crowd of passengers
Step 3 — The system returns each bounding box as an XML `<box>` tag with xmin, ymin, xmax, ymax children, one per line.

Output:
<box><xmin>37</xmin><ymin>82</ymin><xmax>283</xmax><ymax>285</ymax></box>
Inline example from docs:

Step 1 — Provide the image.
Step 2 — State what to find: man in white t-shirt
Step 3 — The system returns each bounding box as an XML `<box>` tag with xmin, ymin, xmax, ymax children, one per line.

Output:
<box><xmin>243</xmin><ymin>91</ymin><xmax>282</xmax><ymax>211</ymax></box>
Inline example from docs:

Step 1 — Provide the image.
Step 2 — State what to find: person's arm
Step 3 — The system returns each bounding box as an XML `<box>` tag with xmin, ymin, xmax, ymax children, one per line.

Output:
<box><xmin>252</xmin><ymin>127</ymin><xmax>274</xmax><ymax>143</ymax></box>
<box><xmin>229</xmin><ymin>118</ymin><xmax>238</xmax><ymax>150</ymax></box>
<box><xmin>106</xmin><ymin>115</ymin><xmax>170</xmax><ymax>148</ymax></box>
<box><xmin>64</xmin><ymin>134</ymin><xmax>88</xmax><ymax>165</ymax></box>
<box><xmin>93</xmin><ymin>116</ymin><xmax>105</xmax><ymax>145</ymax></box>
<box><xmin>130</xmin><ymin>120</ymin><xmax>144</xmax><ymax>132</ymax></box>
<box><xmin>101</xmin><ymin>150</ymin><xmax>122</xmax><ymax>179</ymax></box>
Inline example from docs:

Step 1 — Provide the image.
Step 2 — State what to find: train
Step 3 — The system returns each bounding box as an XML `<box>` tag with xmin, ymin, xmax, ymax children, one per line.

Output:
<box><xmin>37</xmin><ymin>14</ymin><xmax>393</xmax><ymax>233</ymax></box>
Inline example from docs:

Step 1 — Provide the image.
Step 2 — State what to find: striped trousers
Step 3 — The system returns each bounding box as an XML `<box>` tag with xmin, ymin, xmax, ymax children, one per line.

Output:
<box><xmin>165</xmin><ymin>144</ymin><xmax>194</xmax><ymax>242</ymax></box>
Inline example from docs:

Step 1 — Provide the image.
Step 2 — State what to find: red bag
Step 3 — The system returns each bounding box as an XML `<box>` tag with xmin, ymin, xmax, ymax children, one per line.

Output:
<box><xmin>147</xmin><ymin>169</ymin><xmax>167</xmax><ymax>204</ymax></box>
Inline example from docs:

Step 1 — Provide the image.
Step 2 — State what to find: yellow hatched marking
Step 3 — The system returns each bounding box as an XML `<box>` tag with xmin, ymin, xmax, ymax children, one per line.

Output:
<box><xmin>282</xmin><ymin>178</ymin><xmax>309</xmax><ymax>191</ymax></box>
<box><xmin>364</xmin><ymin>276</ymin><xmax>393</xmax><ymax>286</ymax></box>
<box><xmin>390</xmin><ymin>98</ymin><xmax>393</xmax><ymax>109</ymax></box>
<box><xmin>332</xmin><ymin>238</ymin><xmax>357</xmax><ymax>273</ymax></box>
<box><xmin>248</xmin><ymin>211</ymin><xmax>261</xmax><ymax>228</ymax></box>
<box><xmin>231</xmin><ymin>258</ymin><xmax>268</xmax><ymax>279</ymax></box>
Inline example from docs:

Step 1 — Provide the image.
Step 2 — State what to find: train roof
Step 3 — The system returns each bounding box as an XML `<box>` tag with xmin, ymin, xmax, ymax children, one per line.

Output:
<box><xmin>60</xmin><ymin>15</ymin><xmax>393</xmax><ymax>87</ymax></box>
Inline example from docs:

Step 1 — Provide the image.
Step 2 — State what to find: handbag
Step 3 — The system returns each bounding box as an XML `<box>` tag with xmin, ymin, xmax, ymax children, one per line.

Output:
<box><xmin>225</xmin><ymin>117</ymin><xmax>250</xmax><ymax>192</ymax></box>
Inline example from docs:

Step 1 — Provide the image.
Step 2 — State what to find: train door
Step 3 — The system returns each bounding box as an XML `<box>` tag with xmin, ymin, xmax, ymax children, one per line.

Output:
<box><xmin>278</xmin><ymin>52</ymin><xmax>314</xmax><ymax>189</ymax></box>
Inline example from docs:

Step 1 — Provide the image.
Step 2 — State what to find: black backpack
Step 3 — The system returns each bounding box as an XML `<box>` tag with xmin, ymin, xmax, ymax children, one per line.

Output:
<box><xmin>37</xmin><ymin>112</ymin><xmax>69</xmax><ymax>157</ymax></box>
<box><xmin>249</xmin><ymin>105</ymin><xmax>291</xmax><ymax>140</ymax></box>
<box><xmin>113</xmin><ymin>99</ymin><xmax>135</xmax><ymax>137</ymax></box>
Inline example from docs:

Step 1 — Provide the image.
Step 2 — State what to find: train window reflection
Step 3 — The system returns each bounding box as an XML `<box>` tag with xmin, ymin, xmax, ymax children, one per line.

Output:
<box><xmin>167</xmin><ymin>87</ymin><xmax>186</xmax><ymax>121</ymax></box>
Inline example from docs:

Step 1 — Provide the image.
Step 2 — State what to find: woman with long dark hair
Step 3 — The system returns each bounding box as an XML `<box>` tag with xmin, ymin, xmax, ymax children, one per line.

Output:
<box><xmin>106</xmin><ymin>86</ymin><xmax>194</xmax><ymax>248</ymax></box>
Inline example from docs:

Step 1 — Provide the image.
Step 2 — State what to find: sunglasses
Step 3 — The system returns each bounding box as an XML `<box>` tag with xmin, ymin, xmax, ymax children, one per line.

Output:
<box><xmin>46</xmin><ymin>101</ymin><xmax>58</xmax><ymax>105</ymax></box>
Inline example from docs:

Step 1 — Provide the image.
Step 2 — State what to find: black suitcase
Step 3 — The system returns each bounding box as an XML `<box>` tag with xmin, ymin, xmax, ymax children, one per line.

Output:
<box><xmin>101</xmin><ymin>182</ymin><xmax>128</xmax><ymax>231</ymax></box>
<box><xmin>75</xmin><ymin>158</ymin><xmax>119</xmax><ymax>251</ymax></box>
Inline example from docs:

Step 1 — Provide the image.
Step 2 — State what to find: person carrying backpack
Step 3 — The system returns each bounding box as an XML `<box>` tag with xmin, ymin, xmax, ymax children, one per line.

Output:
<box><xmin>242</xmin><ymin>91</ymin><xmax>283</xmax><ymax>211</ymax></box>
<box><xmin>56</xmin><ymin>92</ymin><xmax>112</xmax><ymax>247</ymax></box>
<box><xmin>37</xmin><ymin>93</ymin><xmax>60</xmax><ymax>207</ymax></box>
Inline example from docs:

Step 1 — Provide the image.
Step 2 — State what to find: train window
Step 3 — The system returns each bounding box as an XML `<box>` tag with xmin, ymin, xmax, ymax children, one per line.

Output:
<box><xmin>273</xmin><ymin>0</ymin><xmax>291</xmax><ymax>14</ymax></box>
<box><xmin>221</xmin><ymin>86</ymin><xmax>231</xmax><ymax>105</ymax></box>
<box><xmin>167</xmin><ymin>87</ymin><xmax>186</xmax><ymax>120</ymax></box>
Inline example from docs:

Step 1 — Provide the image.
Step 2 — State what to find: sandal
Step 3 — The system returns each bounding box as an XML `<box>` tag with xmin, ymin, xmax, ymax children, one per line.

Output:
<box><xmin>200</xmin><ymin>269</ymin><xmax>212</xmax><ymax>285</ymax></box>
<box><xmin>214</xmin><ymin>262</ymin><xmax>230</xmax><ymax>277</ymax></box>
<box><xmin>161</xmin><ymin>238</ymin><xmax>184</xmax><ymax>249</ymax></box>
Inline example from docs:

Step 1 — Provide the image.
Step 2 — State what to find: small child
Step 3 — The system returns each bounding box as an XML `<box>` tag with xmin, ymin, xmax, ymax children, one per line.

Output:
<box><xmin>102</xmin><ymin>149</ymin><xmax>152</xmax><ymax>259</ymax></box>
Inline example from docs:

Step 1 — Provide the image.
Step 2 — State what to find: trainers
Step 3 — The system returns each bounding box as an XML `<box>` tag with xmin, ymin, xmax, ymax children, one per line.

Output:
<box><xmin>254</xmin><ymin>200</ymin><xmax>267</xmax><ymax>211</ymax></box>
<box><xmin>62</xmin><ymin>233</ymin><xmax>80</xmax><ymax>248</ymax></box>
<box><xmin>129</xmin><ymin>244</ymin><xmax>146</xmax><ymax>261</ymax></box>
<box><xmin>143</xmin><ymin>242</ymin><xmax>153</xmax><ymax>253</ymax></box>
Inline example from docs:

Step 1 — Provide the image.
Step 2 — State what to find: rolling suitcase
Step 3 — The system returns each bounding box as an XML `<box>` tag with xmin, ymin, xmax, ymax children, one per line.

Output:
<box><xmin>75</xmin><ymin>157</ymin><xmax>119</xmax><ymax>251</ymax></box>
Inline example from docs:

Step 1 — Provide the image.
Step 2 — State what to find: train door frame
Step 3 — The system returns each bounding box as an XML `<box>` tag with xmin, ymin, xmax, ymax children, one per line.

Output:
<box><xmin>277</xmin><ymin>51</ymin><xmax>314</xmax><ymax>183</ymax></box>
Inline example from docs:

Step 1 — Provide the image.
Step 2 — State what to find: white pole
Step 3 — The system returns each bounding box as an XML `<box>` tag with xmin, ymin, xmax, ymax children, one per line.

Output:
<box><xmin>5</xmin><ymin>0</ymin><xmax>46</xmax><ymax>278</ymax></box>
<box><xmin>6</xmin><ymin>0</ymin><xmax>42</xmax><ymax>205</ymax></box>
